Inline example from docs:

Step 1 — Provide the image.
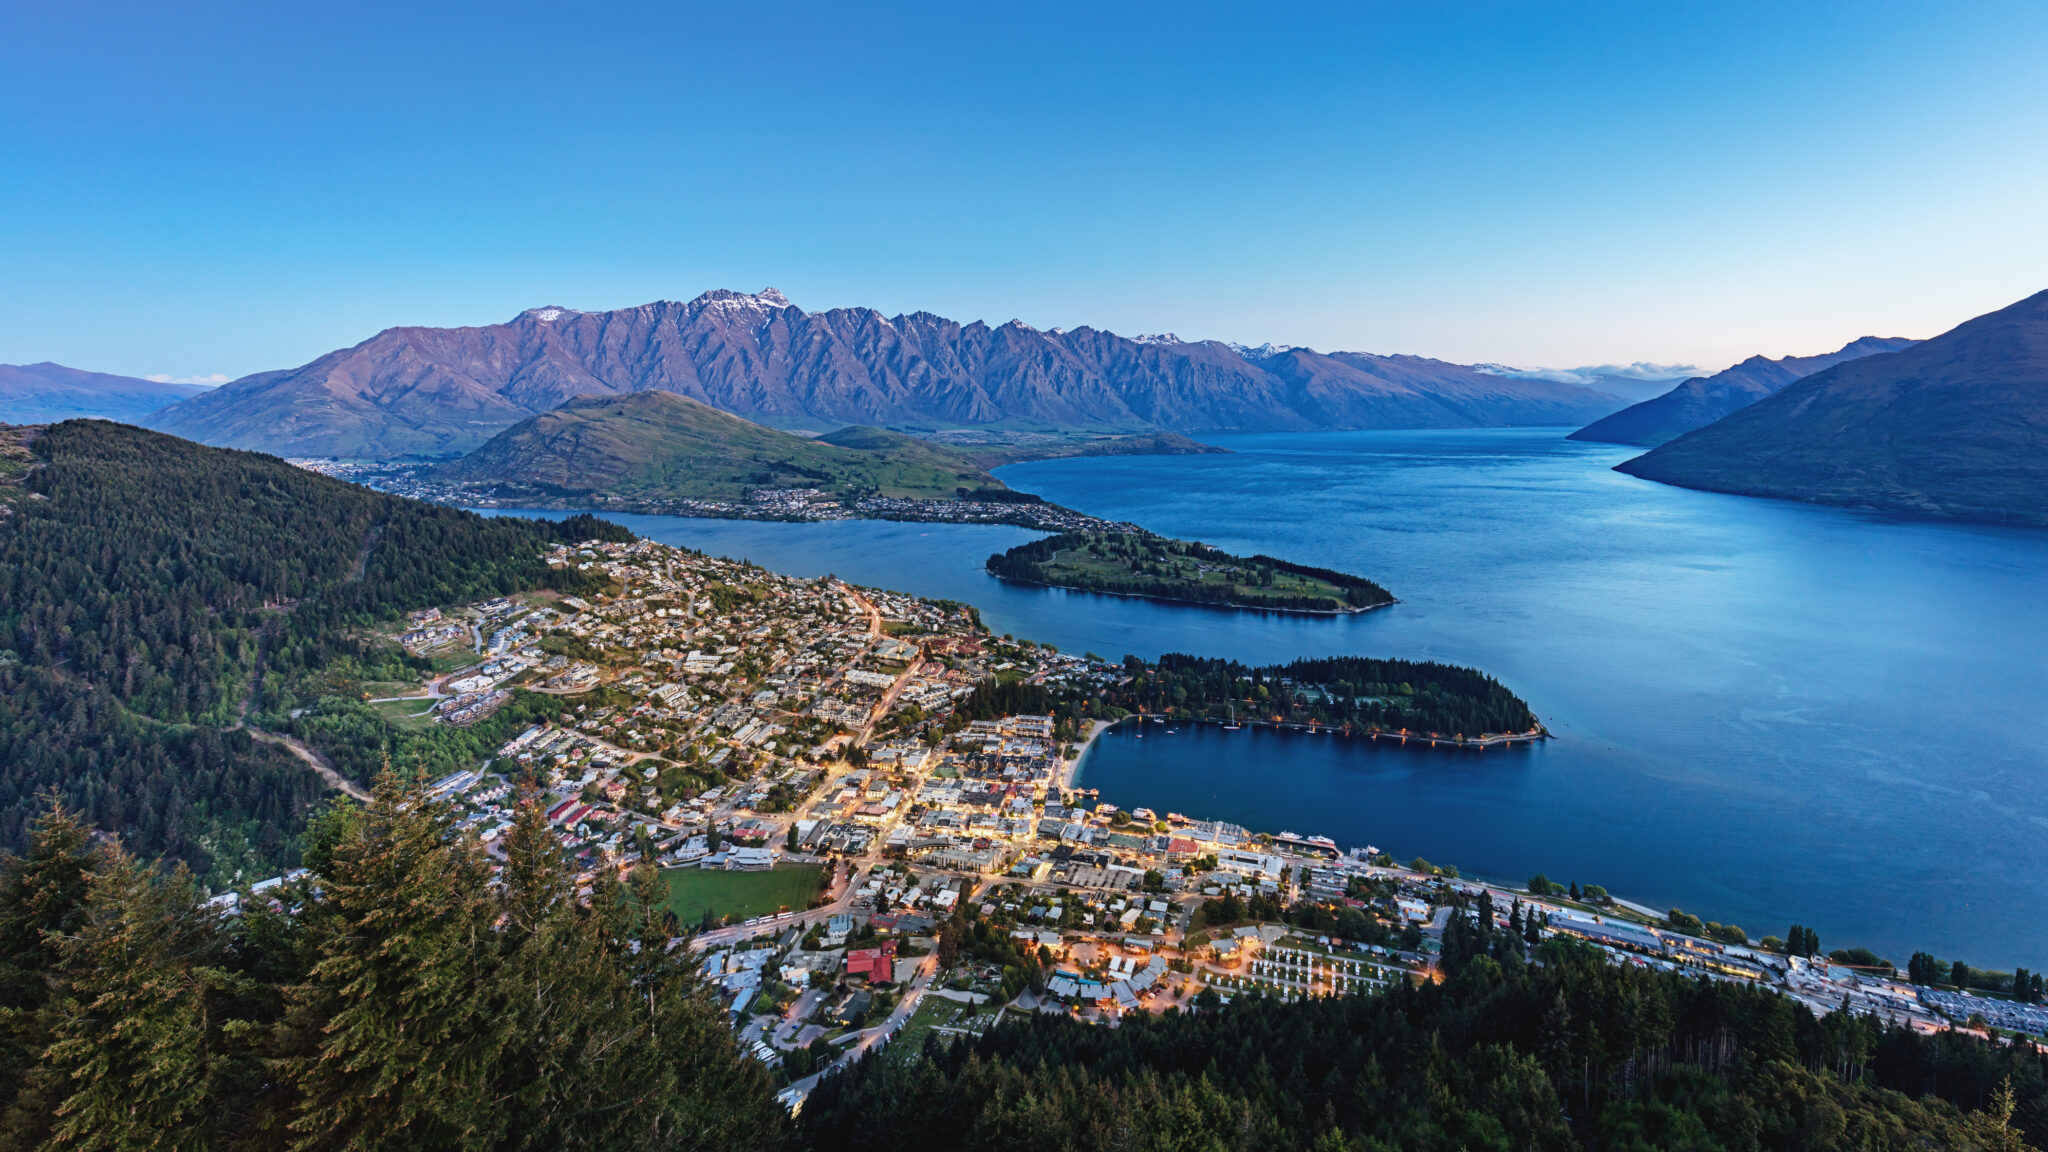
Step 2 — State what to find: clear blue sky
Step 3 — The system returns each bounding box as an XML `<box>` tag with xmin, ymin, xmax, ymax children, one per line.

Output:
<box><xmin>3</xmin><ymin>0</ymin><xmax>2044</xmax><ymax>382</ymax></box>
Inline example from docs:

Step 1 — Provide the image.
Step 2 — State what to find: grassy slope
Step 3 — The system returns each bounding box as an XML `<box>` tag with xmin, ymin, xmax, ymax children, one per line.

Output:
<box><xmin>435</xmin><ymin>391</ymin><xmax>1005</xmax><ymax>501</ymax></box>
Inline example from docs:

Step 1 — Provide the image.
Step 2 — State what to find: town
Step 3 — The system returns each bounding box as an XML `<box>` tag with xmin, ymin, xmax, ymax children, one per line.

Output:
<box><xmin>246</xmin><ymin>534</ymin><xmax>2048</xmax><ymax>1111</ymax></box>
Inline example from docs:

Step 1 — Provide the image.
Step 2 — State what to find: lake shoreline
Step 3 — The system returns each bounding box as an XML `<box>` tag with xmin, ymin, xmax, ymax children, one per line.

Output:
<box><xmin>1076</xmin><ymin>713</ymin><xmax>1547</xmax><ymax>771</ymax></box>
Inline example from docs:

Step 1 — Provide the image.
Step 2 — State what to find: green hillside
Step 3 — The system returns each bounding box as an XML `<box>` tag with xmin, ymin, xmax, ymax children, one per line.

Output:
<box><xmin>0</xmin><ymin>420</ymin><xmax>621</xmax><ymax>883</ymax></box>
<box><xmin>432</xmin><ymin>391</ymin><xmax>1008</xmax><ymax>502</ymax></box>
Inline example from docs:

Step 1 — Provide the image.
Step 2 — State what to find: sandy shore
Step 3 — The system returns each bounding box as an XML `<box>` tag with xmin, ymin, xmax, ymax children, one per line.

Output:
<box><xmin>1060</xmin><ymin>718</ymin><xmax>1118</xmax><ymax>791</ymax></box>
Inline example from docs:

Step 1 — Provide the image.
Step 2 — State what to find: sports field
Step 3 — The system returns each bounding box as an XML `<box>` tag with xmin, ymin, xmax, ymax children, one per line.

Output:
<box><xmin>661</xmin><ymin>864</ymin><xmax>824</xmax><ymax>925</ymax></box>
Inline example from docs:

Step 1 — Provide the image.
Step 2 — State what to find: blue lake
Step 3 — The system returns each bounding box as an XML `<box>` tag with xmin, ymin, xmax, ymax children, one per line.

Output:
<box><xmin>492</xmin><ymin>428</ymin><xmax>2048</xmax><ymax>965</ymax></box>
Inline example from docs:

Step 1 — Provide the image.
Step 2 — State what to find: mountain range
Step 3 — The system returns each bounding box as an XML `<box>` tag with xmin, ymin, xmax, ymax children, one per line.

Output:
<box><xmin>1570</xmin><ymin>336</ymin><xmax>1919</xmax><ymax>447</ymax></box>
<box><xmin>0</xmin><ymin>362</ymin><xmax>212</xmax><ymax>425</ymax></box>
<box><xmin>1617</xmin><ymin>289</ymin><xmax>2048</xmax><ymax>523</ymax></box>
<box><xmin>140</xmin><ymin>289</ymin><xmax>1629</xmax><ymax>458</ymax></box>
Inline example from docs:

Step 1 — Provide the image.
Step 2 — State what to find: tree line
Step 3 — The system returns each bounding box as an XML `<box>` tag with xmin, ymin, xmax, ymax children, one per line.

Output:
<box><xmin>799</xmin><ymin>900</ymin><xmax>2047</xmax><ymax>1151</ymax></box>
<box><xmin>1107</xmin><ymin>652</ymin><xmax>1540</xmax><ymax>737</ymax></box>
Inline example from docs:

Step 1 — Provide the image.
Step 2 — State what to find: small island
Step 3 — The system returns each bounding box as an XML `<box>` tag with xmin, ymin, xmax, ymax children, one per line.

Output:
<box><xmin>986</xmin><ymin>530</ymin><xmax>1393</xmax><ymax>614</ymax></box>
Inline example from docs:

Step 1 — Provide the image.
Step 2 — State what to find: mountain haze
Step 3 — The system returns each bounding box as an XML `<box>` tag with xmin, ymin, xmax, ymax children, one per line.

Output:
<box><xmin>1617</xmin><ymin>289</ymin><xmax>2048</xmax><ymax>523</ymax></box>
<box><xmin>143</xmin><ymin>290</ymin><xmax>1628</xmax><ymax>458</ymax></box>
<box><xmin>1570</xmin><ymin>336</ymin><xmax>1918</xmax><ymax>447</ymax></box>
<box><xmin>0</xmin><ymin>362</ymin><xmax>211</xmax><ymax>424</ymax></box>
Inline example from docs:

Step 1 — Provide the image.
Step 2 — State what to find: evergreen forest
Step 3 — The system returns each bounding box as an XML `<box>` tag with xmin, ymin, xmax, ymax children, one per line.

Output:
<box><xmin>0</xmin><ymin>420</ymin><xmax>625</xmax><ymax>885</ymax></box>
<box><xmin>0</xmin><ymin>783</ymin><xmax>782</xmax><ymax>1152</ymax></box>
<box><xmin>987</xmin><ymin>532</ymin><xmax>1394</xmax><ymax>613</ymax></box>
<box><xmin>1111</xmin><ymin>652</ymin><xmax>1541</xmax><ymax>738</ymax></box>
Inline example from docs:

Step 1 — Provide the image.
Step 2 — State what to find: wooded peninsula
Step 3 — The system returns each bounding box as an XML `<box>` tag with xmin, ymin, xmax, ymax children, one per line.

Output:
<box><xmin>986</xmin><ymin>531</ymin><xmax>1394</xmax><ymax>614</ymax></box>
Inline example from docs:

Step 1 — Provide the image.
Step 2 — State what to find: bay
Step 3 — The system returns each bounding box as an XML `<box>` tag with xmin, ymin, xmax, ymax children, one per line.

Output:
<box><xmin>489</xmin><ymin>427</ymin><xmax>2048</xmax><ymax>965</ymax></box>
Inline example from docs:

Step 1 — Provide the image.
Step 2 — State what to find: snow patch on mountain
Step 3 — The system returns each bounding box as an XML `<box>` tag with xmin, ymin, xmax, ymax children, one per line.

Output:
<box><xmin>1224</xmin><ymin>341</ymin><xmax>1300</xmax><ymax>360</ymax></box>
<box><xmin>694</xmin><ymin>288</ymin><xmax>795</xmax><ymax>313</ymax></box>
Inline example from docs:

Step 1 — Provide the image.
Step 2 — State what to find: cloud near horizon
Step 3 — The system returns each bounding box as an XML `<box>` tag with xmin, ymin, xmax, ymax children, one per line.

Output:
<box><xmin>146</xmin><ymin>372</ymin><xmax>230</xmax><ymax>386</ymax></box>
<box><xmin>1475</xmin><ymin>361</ymin><xmax>1700</xmax><ymax>387</ymax></box>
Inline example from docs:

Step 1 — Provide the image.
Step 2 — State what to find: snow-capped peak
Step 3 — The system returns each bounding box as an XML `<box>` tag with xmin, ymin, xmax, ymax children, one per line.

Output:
<box><xmin>1131</xmin><ymin>333</ymin><xmax>1182</xmax><ymax>346</ymax></box>
<box><xmin>1224</xmin><ymin>341</ymin><xmax>1297</xmax><ymax>359</ymax></box>
<box><xmin>520</xmin><ymin>306</ymin><xmax>579</xmax><ymax>323</ymax></box>
<box><xmin>694</xmin><ymin>287</ymin><xmax>796</xmax><ymax>312</ymax></box>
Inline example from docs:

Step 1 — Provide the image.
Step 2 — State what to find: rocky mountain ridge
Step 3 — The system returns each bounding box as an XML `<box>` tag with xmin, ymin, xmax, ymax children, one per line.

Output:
<box><xmin>143</xmin><ymin>289</ymin><xmax>1628</xmax><ymax>458</ymax></box>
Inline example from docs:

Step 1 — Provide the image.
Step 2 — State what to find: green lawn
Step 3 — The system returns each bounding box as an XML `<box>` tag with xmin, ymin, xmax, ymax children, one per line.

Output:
<box><xmin>662</xmin><ymin>864</ymin><xmax>824</xmax><ymax>925</ymax></box>
<box><xmin>369</xmin><ymin>698</ymin><xmax>440</xmax><ymax>729</ymax></box>
<box><xmin>359</xmin><ymin>679</ymin><xmax>424</xmax><ymax>697</ymax></box>
<box><xmin>890</xmin><ymin>996</ymin><xmax>965</xmax><ymax>1058</ymax></box>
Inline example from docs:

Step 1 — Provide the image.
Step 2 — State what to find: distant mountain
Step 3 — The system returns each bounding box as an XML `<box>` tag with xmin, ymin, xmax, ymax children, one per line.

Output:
<box><xmin>1476</xmin><ymin>363</ymin><xmax>1695</xmax><ymax>404</ymax></box>
<box><xmin>1576</xmin><ymin>371</ymin><xmax>1696</xmax><ymax>404</ymax></box>
<box><xmin>144</xmin><ymin>290</ymin><xmax>1629</xmax><ymax>458</ymax></box>
<box><xmin>0</xmin><ymin>362</ymin><xmax>210</xmax><ymax>424</ymax></box>
<box><xmin>1616</xmin><ymin>290</ymin><xmax>2048</xmax><ymax>524</ymax></box>
<box><xmin>1570</xmin><ymin>336</ymin><xmax>1918</xmax><ymax>447</ymax></box>
<box><xmin>429</xmin><ymin>390</ymin><xmax>1005</xmax><ymax>502</ymax></box>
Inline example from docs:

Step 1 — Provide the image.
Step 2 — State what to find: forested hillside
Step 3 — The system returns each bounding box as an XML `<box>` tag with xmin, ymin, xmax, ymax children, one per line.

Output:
<box><xmin>0</xmin><ymin>420</ymin><xmax>624</xmax><ymax>883</ymax></box>
<box><xmin>800</xmin><ymin>914</ymin><xmax>2048</xmax><ymax>1151</ymax></box>
<box><xmin>0</xmin><ymin>782</ymin><xmax>783</xmax><ymax>1151</ymax></box>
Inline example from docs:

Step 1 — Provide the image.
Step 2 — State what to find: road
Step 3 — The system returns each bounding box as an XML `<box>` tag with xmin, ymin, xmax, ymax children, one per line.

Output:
<box><xmin>245</xmin><ymin>727</ymin><xmax>372</xmax><ymax>803</ymax></box>
<box><xmin>845</xmin><ymin>586</ymin><xmax>882</xmax><ymax>640</ymax></box>
<box><xmin>862</xmin><ymin>657</ymin><xmax>924</xmax><ymax>738</ymax></box>
<box><xmin>783</xmin><ymin>950</ymin><xmax>941</xmax><ymax>1104</ymax></box>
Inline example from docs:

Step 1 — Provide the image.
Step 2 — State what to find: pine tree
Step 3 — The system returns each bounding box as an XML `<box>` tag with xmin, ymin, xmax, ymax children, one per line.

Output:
<box><xmin>499</xmin><ymin>778</ymin><xmax>570</xmax><ymax>943</ymax></box>
<box><xmin>36</xmin><ymin>849</ymin><xmax>252</xmax><ymax>1151</ymax></box>
<box><xmin>0</xmin><ymin>799</ymin><xmax>102</xmax><ymax>1150</ymax></box>
<box><xmin>279</xmin><ymin>770</ymin><xmax>508</xmax><ymax>1152</ymax></box>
